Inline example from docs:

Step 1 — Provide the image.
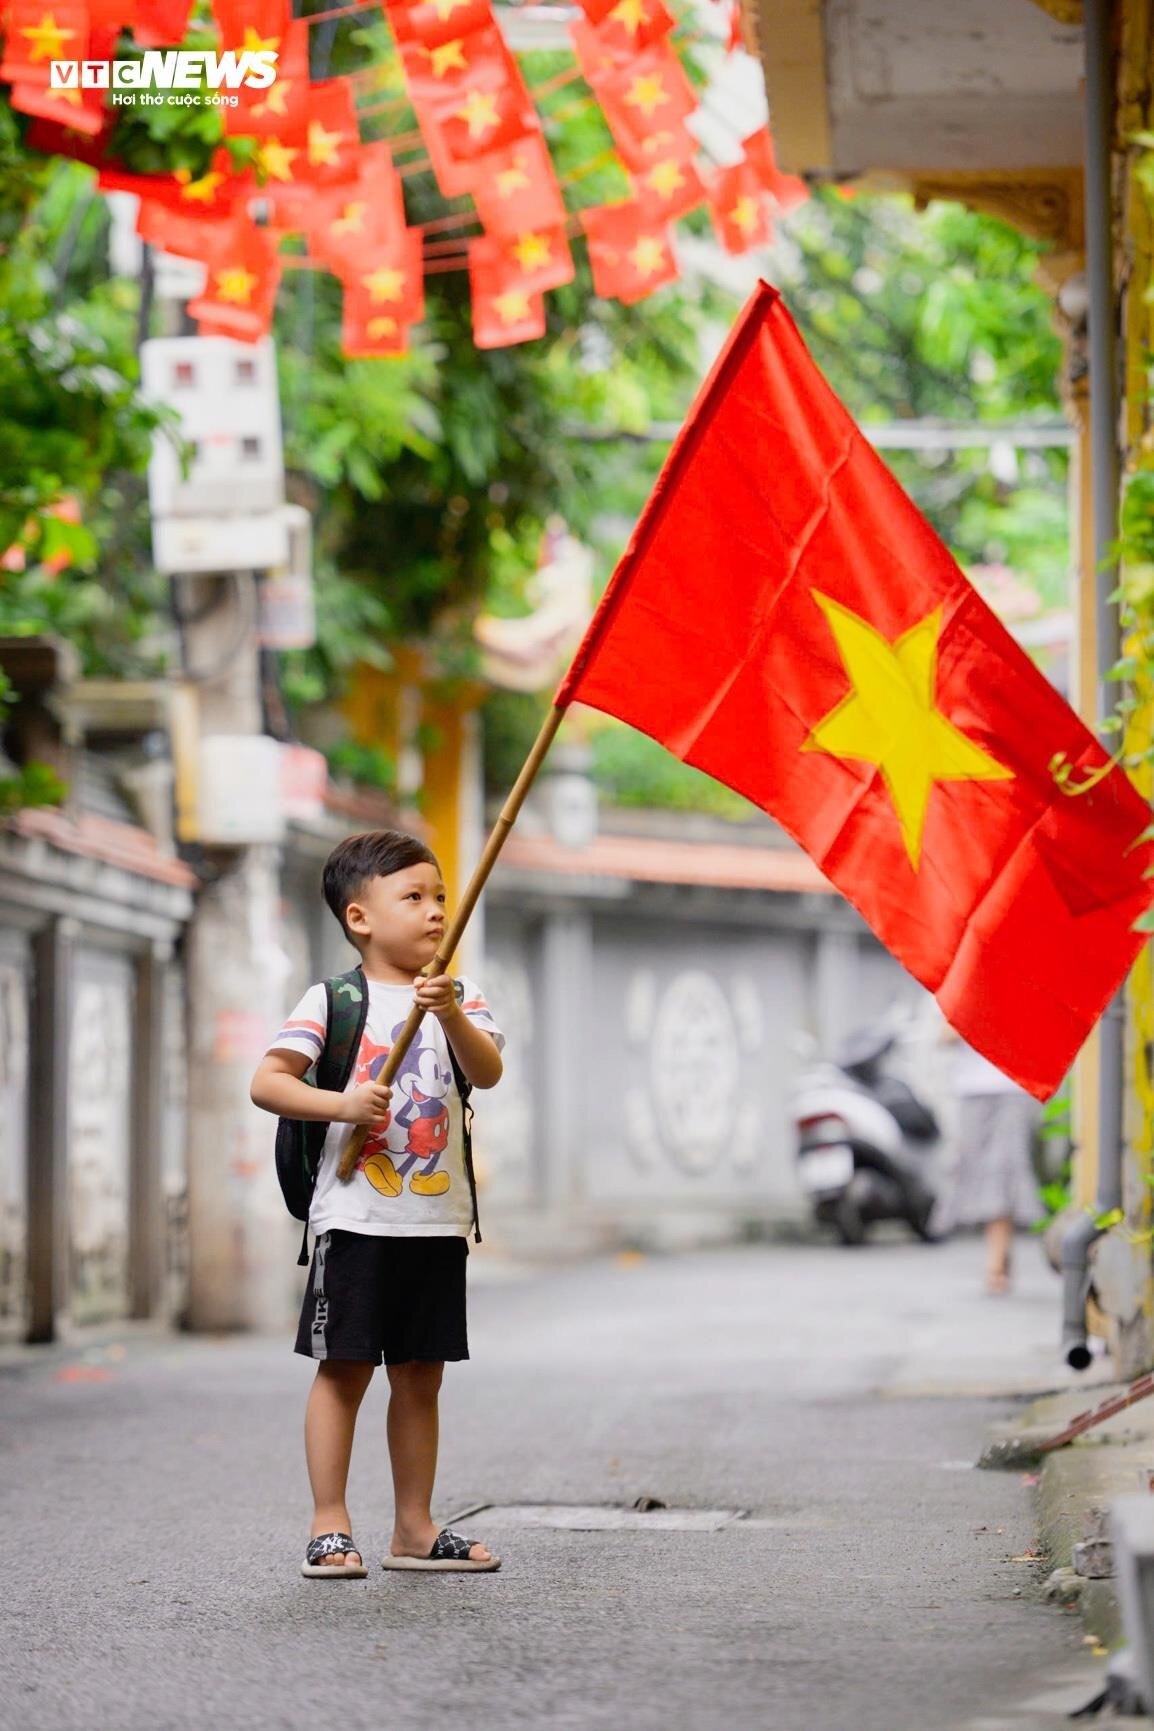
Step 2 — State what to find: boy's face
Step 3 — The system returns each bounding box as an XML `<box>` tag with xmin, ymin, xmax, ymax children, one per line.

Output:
<box><xmin>345</xmin><ymin>862</ymin><xmax>447</xmax><ymax>965</ymax></box>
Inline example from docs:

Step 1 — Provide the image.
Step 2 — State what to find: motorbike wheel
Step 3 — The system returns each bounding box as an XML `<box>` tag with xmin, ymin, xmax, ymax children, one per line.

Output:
<box><xmin>908</xmin><ymin>1197</ymin><xmax>941</xmax><ymax>1244</ymax></box>
<box><xmin>834</xmin><ymin>1187</ymin><xmax>867</xmax><ymax>1247</ymax></box>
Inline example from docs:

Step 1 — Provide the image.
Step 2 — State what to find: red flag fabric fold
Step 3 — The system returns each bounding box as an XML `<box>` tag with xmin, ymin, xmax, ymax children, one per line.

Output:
<box><xmin>554</xmin><ymin>283</ymin><xmax>1154</xmax><ymax>1098</ymax></box>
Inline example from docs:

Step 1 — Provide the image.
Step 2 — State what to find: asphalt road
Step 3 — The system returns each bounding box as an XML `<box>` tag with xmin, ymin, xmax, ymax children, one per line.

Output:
<box><xmin>1</xmin><ymin>1234</ymin><xmax>1107</xmax><ymax>1731</ymax></box>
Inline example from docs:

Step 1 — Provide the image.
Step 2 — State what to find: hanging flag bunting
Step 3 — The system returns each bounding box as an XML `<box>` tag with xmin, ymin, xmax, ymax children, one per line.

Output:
<box><xmin>129</xmin><ymin>0</ymin><xmax>194</xmax><ymax>46</ymax></box>
<box><xmin>186</xmin><ymin>218</ymin><xmax>282</xmax><ymax>342</ymax></box>
<box><xmin>225</xmin><ymin>16</ymin><xmax>309</xmax><ymax>140</ymax></box>
<box><xmin>579</xmin><ymin>0</ymin><xmax>677</xmax><ymax>59</ymax></box>
<box><xmin>299</xmin><ymin>77</ymin><xmax>361</xmax><ymax>185</ymax></box>
<box><xmin>741</xmin><ymin>126</ymin><xmax>808</xmax><ymax>211</ymax></box>
<box><xmin>212</xmin><ymin>0</ymin><xmax>289</xmax><ymax>53</ymax></box>
<box><xmin>0</xmin><ymin>2</ymin><xmax>92</xmax><ymax>85</ymax></box>
<box><xmin>398</xmin><ymin>21</ymin><xmax>511</xmax><ymax>108</ymax></box>
<box><xmin>469</xmin><ymin>248</ymin><xmax>547</xmax><ymax>349</ymax></box>
<box><xmin>7</xmin><ymin>0</ymin><xmax>808</xmax><ymax>360</ymax></box>
<box><xmin>386</xmin><ymin>0</ymin><xmax>495</xmax><ymax>53</ymax></box>
<box><xmin>294</xmin><ymin>142</ymin><xmax>406</xmax><ymax>269</ymax></box>
<box><xmin>466</xmin><ymin>134</ymin><xmax>566</xmax><ymax>236</ymax></box>
<box><xmin>580</xmin><ymin>201</ymin><xmax>679</xmax><ymax>304</ymax></box>
<box><xmin>338</xmin><ymin>228</ymin><xmax>426</xmax><ymax>342</ymax></box>
<box><xmin>631</xmin><ymin>152</ymin><xmax>707</xmax><ymax>223</ymax></box>
<box><xmin>555</xmin><ymin>282</ymin><xmax>1154</xmax><ymax>1098</ymax></box>
<box><xmin>570</xmin><ymin>20</ymin><xmax>697</xmax><ymax>169</ymax></box>
<box><xmin>10</xmin><ymin>37</ymin><xmax>114</xmax><ymax>134</ymax></box>
<box><xmin>709</xmin><ymin>159</ymin><xmax>773</xmax><ymax>253</ymax></box>
<box><xmin>469</xmin><ymin>227</ymin><xmax>574</xmax><ymax>297</ymax></box>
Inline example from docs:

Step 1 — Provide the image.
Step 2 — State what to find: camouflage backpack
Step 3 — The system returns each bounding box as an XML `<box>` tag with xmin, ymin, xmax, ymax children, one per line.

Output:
<box><xmin>275</xmin><ymin>966</ymin><xmax>369</xmax><ymax>1263</ymax></box>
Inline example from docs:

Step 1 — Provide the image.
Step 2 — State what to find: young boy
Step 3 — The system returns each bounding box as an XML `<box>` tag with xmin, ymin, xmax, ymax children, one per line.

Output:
<box><xmin>250</xmin><ymin>829</ymin><xmax>505</xmax><ymax>1577</ymax></box>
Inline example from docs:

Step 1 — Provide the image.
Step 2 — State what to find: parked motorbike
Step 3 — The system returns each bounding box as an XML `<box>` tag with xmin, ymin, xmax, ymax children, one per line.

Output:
<box><xmin>793</xmin><ymin>1026</ymin><xmax>941</xmax><ymax>1245</ymax></box>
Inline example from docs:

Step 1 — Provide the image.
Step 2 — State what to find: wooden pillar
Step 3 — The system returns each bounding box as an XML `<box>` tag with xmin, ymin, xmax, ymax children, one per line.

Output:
<box><xmin>26</xmin><ymin>915</ymin><xmax>75</xmax><ymax>1344</ymax></box>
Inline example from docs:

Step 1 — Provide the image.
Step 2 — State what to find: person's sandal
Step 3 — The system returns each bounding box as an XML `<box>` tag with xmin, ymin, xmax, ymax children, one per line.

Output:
<box><xmin>381</xmin><ymin>1527</ymin><xmax>501</xmax><ymax>1572</ymax></box>
<box><xmin>302</xmin><ymin>1532</ymin><xmax>368</xmax><ymax>1577</ymax></box>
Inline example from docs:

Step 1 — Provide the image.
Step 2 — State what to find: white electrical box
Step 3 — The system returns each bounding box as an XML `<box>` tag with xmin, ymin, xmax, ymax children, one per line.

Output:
<box><xmin>154</xmin><ymin>513</ymin><xmax>289</xmax><ymax>574</ymax></box>
<box><xmin>142</xmin><ymin>335</ymin><xmax>287</xmax><ymax>573</ymax></box>
<box><xmin>257</xmin><ymin>506</ymin><xmax>316</xmax><ymax>648</ymax></box>
<box><xmin>197</xmin><ymin>734</ymin><xmax>286</xmax><ymax>845</ymax></box>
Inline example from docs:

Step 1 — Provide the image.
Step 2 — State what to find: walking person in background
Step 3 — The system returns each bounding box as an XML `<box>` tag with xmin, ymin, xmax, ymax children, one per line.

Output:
<box><xmin>936</xmin><ymin>1033</ymin><xmax>1044</xmax><ymax>1294</ymax></box>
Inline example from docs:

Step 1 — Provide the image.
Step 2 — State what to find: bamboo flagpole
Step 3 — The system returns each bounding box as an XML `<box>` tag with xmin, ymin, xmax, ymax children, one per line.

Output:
<box><xmin>335</xmin><ymin>701</ymin><xmax>566</xmax><ymax>1182</ymax></box>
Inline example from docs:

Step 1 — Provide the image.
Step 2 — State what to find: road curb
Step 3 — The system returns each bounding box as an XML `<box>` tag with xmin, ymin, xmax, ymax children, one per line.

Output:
<box><xmin>983</xmin><ymin>1381</ymin><xmax>1154</xmax><ymax>1654</ymax></box>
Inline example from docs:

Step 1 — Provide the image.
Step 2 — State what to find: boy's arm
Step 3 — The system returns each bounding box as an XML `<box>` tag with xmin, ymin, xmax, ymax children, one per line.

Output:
<box><xmin>413</xmin><ymin>975</ymin><xmax>504</xmax><ymax>1088</ymax></box>
<box><xmin>250</xmin><ymin>1050</ymin><xmax>393</xmax><ymax>1124</ymax></box>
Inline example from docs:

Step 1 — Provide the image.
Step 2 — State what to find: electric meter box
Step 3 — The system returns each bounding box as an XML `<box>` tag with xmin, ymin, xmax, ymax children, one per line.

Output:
<box><xmin>142</xmin><ymin>335</ymin><xmax>287</xmax><ymax>572</ymax></box>
<box><xmin>197</xmin><ymin>734</ymin><xmax>286</xmax><ymax>845</ymax></box>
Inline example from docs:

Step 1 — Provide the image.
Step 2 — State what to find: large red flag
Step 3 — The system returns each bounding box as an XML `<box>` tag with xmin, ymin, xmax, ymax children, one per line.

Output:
<box><xmin>554</xmin><ymin>283</ymin><xmax>1154</xmax><ymax>1098</ymax></box>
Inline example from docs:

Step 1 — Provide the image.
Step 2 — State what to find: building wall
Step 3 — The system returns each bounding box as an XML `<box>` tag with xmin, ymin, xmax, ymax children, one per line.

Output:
<box><xmin>0</xmin><ymin>830</ymin><xmax>191</xmax><ymax>1344</ymax></box>
<box><xmin>475</xmin><ymin>883</ymin><xmax>931</xmax><ymax>1251</ymax></box>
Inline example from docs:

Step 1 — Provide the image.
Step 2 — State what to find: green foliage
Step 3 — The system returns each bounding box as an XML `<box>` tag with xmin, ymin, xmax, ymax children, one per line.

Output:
<box><xmin>0</xmin><ymin>671</ymin><xmax>67</xmax><ymax>815</ymax></box>
<box><xmin>0</xmin><ymin>99</ymin><xmax>167</xmax><ymax>697</ymax></box>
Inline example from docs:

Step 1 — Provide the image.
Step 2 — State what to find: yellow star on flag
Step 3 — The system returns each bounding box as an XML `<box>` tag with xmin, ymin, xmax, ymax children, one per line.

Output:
<box><xmin>803</xmin><ymin>592</ymin><xmax>1013</xmax><ymax>868</ymax></box>
<box><xmin>253</xmin><ymin>79</ymin><xmax>292</xmax><ymax>118</ymax></box>
<box><xmin>368</xmin><ymin>316</ymin><xmax>399</xmax><ymax>339</ymax></box>
<box><xmin>332</xmin><ymin>202</ymin><xmax>367</xmax><ymax>236</ymax></box>
<box><xmin>455</xmin><ymin>89</ymin><xmax>500</xmax><ymax>139</ymax></box>
<box><xmin>177</xmin><ymin>168</ymin><xmax>225</xmax><ymax>204</ymax></box>
<box><xmin>215</xmin><ymin>267</ymin><xmax>258</xmax><ymax>305</ymax></box>
<box><xmin>646</xmin><ymin>160</ymin><xmax>684</xmax><ymax>200</ymax></box>
<box><xmin>512</xmin><ymin>231</ymin><xmax>551</xmax><ymax>270</ymax></box>
<box><xmin>629</xmin><ymin>236</ymin><xmax>666</xmax><ymax>277</ymax></box>
<box><xmin>20</xmin><ymin>12</ymin><xmax>77</xmax><ymax>61</ymax></box>
<box><xmin>609</xmin><ymin>0</ymin><xmax>649</xmax><ymax>33</ymax></box>
<box><xmin>242</xmin><ymin>25</ymin><xmax>280</xmax><ymax>53</ymax></box>
<box><xmin>427</xmin><ymin>38</ymin><xmax>467</xmax><ymax>76</ymax></box>
<box><xmin>496</xmin><ymin>160</ymin><xmax>530</xmax><ymax>198</ymax></box>
<box><xmin>45</xmin><ymin>83</ymin><xmax>82</xmax><ymax>106</ymax></box>
<box><xmin>728</xmin><ymin>194</ymin><xmax>760</xmax><ymax>236</ymax></box>
<box><xmin>625</xmin><ymin>73</ymin><xmax>669</xmax><ymax>117</ymax></box>
<box><xmin>258</xmin><ymin>138</ymin><xmax>299</xmax><ymax>183</ymax></box>
<box><xmin>308</xmin><ymin>120</ymin><xmax>346</xmax><ymax>168</ymax></box>
<box><xmin>430</xmin><ymin>0</ymin><xmax>471</xmax><ymax>19</ymax></box>
<box><xmin>363</xmin><ymin>267</ymin><xmax>405</xmax><ymax>304</ymax></box>
<box><xmin>494</xmin><ymin>290</ymin><xmax>531</xmax><ymax>324</ymax></box>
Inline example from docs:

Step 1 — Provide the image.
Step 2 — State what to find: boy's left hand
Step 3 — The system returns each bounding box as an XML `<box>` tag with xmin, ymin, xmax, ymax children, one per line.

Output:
<box><xmin>413</xmin><ymin>973</ymin><xmax>459</xmax><ymax>1020</ymax></box>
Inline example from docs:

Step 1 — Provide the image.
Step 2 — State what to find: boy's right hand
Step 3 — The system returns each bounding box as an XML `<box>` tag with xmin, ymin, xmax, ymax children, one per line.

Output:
<box><xmin>339</xmin><ymin>1081</ymin><xmax>393</xmax><ymax>1125</ymax></box>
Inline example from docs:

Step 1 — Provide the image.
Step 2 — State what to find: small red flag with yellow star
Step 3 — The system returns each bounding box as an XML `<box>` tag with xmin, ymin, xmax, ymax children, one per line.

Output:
<box><xmin>338</xmin><ymin>229</ymin><xmax>425</xmax><ymax>350</ymax></box>
<box><xmin>0</xmin><ymin>2</ymin><xmax>92</xmax><ymax>85</ymax></box>
<box><xmin>468</xmin><ymin>250</ymin><xmax>546</xmax><ymax>349</ymax></box>
<box><xmin>186</xmin><ymin>219</ymin><xmax>281</xmax><ymax>343</ymax></box>
<box><xmin>469</xmin><ymin>226</ymin><xmax>574</xmax><ymax>297</ymax></box>
<box><xmin>554</xmin><ymin>283</ymin><xmax>1154</xmax><ymax>1097</ymax></box>
<box><xmin>709</xmin><ymin>160</ymin><xmax>773</xmax><ymax>254</ymax></box>
<box><xmin>466</xmin><ymin>134</ymin><xmax>565</xmax><ymax>237</ymax></box>
<box><xmin>580</xmin><ymin>202</ymin><xmax>678</xmax><ymax>305</ymax></box>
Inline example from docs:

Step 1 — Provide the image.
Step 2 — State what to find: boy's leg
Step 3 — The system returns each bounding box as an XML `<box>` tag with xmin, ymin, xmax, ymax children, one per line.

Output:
<box><xmin>305</xmin><ymin>1359</ymin><xmax>376</xmax><ymax>1566</ymax></box>
<box><xmin>385</xmin><ymin>1361</ymin><xmax>493</xmax><ymax>1563</ymax></box>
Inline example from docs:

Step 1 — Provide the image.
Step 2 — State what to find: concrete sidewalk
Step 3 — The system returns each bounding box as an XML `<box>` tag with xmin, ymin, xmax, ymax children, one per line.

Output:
<box><xmin>0</xmin><ymin>1236</ymin><xmax>1112</xmax><ymax>1730</ymax></box>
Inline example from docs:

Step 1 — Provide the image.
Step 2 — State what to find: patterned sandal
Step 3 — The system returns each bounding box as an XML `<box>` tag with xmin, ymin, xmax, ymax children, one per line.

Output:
<box><xmin>302</xmin><ymin>1531</ymin><xmax>368</xmax><ymax>1578</ymax></box>
<box><xmin>381</xmin><ymin>1527</ymin><xmax>501</xmax><ymax>1573</ymax></box>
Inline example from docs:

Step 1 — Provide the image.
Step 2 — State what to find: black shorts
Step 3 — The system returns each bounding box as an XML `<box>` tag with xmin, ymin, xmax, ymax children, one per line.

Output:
<box><xmin>295</xmin><ymin>1230</ymin><xmax>469</xmax><ymax>1365</ymax></box>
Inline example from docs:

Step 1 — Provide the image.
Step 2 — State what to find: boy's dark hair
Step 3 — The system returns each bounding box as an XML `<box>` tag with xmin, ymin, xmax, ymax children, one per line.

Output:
<box><xmin>323</xmin><ymin>830</ymin><xmax>440</xmax><ymax>946</ymax></box>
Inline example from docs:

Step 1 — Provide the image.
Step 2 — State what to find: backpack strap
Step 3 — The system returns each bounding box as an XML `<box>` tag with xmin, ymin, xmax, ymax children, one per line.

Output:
<box><xmin>445</xmin><ymin>1039</ymin><xmax>482</xmax><ymax>1246</ymax></box>
<box><xmin>319</xmin><ymin>964</ymin><xmax>370</xmax><ymax>1094</ymax></box>
<box><xmin>297</xmin><ymin>965</ymin><xmax>369</xmax><ymax>1267</ymax></box>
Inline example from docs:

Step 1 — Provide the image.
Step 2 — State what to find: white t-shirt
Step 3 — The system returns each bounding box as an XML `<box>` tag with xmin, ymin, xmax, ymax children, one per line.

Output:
<box><xmin>953</xmin><ymin>1040</ymin><xmax>1023</xmax><ymax>1098</ymax></box>
<box><xmin>268</xmin><ymin>974</ymin><xmax>505</xmax><ymax>1238</ymax></box>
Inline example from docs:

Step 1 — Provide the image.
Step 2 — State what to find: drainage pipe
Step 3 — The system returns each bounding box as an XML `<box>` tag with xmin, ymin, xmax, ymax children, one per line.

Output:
<box><xmin>1061</xmin><ymin>0</ymin><xmax>1125</xmax><ymax>1371</ymax></box>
